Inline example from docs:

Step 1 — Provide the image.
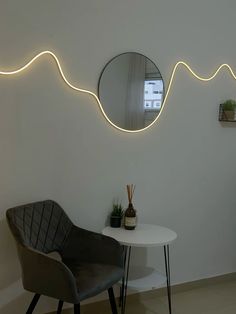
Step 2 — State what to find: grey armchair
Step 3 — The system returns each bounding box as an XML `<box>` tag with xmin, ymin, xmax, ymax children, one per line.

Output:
<box><xmin>6</xmin><ymin>200</ymin><xmax>124</xmax><ymax>314</ymax></box>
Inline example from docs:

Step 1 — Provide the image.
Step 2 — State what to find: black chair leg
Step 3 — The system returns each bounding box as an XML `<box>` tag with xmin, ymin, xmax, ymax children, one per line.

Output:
<box><xmin>74</xmin><ymin>303</ymin><xmax>80</xmax><ymax>314</ymax></box>
<box><xmin>26</xmin><ymin>294</ymin><xmax>41</xmax><ymax>314</ymax></box>
<box><xmin>57</xmin><ymin>300</ymin><xmax>64</xmax><ymax>313</ymax></box>
<box><xmin>108</xmin><ymin>287</ymin><xmax>118</xmax><ymax>314</ymax></box>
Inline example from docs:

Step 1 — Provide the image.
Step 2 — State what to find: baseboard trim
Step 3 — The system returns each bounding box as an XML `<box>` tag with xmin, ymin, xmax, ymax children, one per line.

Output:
<box><xmin>46</xmin><ymin>272</ymin><xmax>236</xmax><ymax>313</ymax></box>
<box><xmin>136</xmin><ymin>272</ymin><xmax>236</xmax><ymax>299</ymax></box>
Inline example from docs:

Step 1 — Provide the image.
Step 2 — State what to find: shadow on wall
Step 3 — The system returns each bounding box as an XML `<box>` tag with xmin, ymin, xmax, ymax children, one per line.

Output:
<box><xmin>0</xmin><ymin>218</ymin><xmax>25</xmax><ymax>313</ymax></box>
<box><xmin>0</xmin><ymin>218</ymin><xmax>58</xmax><ymax>314</ymax></box>
<box><xmin>0</xmin><ymin>291</ymin><xmax>33</xmax><ymax>314</ymax></box>
<box><xmin>0</xmin><ymin>218</ymin><xmax>21</xmax><ymax>290</ymax></box>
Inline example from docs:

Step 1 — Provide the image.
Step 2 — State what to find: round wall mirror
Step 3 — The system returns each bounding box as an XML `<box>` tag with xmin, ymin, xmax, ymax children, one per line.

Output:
<box><xmin>98</xmin><ymin>52</ymin><xmax>165</xmax><ymax>131</ymax></box>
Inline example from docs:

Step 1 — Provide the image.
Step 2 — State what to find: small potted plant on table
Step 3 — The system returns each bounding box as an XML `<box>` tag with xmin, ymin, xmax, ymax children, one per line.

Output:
<box><xmin>110</xmin><ymin>203</ymin><xmax>123</xmax><ymax>228</ymax></box>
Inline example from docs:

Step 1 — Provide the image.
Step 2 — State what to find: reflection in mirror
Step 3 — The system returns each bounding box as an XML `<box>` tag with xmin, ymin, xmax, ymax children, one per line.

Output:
<box><xmin>98</xmin><ymin>52</ymin><xmax>164</xmax><ymax>131</ymax></box>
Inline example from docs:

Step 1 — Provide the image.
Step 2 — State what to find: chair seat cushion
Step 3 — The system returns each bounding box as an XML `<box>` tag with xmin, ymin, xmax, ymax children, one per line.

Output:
<box><xmin>63</xmin><ymin>260</ymin><xmax>123</xmax><ymax>301</ymax></box>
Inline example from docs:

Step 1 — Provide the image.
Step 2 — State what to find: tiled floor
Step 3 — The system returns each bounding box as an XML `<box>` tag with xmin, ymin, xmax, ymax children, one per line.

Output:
<box><xmin>51</xmin><ymin>278</ymin><xmax>236</xmax><ymax>314</ymax></box>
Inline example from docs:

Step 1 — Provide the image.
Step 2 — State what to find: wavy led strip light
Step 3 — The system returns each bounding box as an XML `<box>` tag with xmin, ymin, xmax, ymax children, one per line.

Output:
<box><xmin>0</xmin><ymin>50</ymin><xmax>236</xmax><ymax>133</ymax></box>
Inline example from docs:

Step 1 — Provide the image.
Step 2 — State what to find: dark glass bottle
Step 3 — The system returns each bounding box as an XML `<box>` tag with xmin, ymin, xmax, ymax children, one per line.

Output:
<box><xmin>124</xmin><ymin>203</ymin><xmax>136</xmax><ymax>230</ymax></box>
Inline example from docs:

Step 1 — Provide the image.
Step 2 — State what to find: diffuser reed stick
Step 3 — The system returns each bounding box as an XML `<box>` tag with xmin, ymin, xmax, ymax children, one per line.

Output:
<box><xmin>126</xmin><ymin>184</ymin><xmax>136</xmax><ymax>203</ymax></box>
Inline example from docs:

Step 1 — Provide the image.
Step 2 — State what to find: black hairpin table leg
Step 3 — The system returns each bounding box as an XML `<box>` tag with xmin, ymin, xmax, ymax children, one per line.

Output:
<box><xmin>164</xmin><ymin>245</ymin><xmax>172</xmax><ymax>314</ymax></box>
<box><xmin>119</xmin><ymin>246</ymin><xmax>127</xmax><ymax>308</ymax></box>
<box><xmin>120</xmin><ymin>246</ymin><xmax>132</xmax><ymax>314</ymax></box>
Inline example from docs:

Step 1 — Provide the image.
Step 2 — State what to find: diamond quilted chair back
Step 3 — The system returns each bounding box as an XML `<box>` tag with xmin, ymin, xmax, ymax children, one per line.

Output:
<box><xmin>6</xmin><ymin>200</ymin><xmax>73</xmax><ymax>253</ymax></box>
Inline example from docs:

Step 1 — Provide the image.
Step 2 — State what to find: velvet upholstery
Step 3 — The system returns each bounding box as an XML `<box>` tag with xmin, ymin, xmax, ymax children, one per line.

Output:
<box><xmin>6</xmin><ymin>200</ymin><xmax>124</xmax><ymax>304</ymax></box>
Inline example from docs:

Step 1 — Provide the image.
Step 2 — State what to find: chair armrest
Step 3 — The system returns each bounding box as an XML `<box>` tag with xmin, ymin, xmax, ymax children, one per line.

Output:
<box><xmin>17</xmin><ymin>244</ymin><xmax>79</xmax><ymax>303</ymax></box>
<box><xmin>61</xmin><ymin>226</ymin><xmax>123</xmax><ymax>267</ymax></box>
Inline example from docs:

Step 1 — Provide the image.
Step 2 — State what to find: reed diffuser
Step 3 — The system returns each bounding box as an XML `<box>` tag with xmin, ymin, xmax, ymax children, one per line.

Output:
<box><xmin>124</xmin><ymin>184</ymin><xmax>137</xmax><ymax>230</ymax></box>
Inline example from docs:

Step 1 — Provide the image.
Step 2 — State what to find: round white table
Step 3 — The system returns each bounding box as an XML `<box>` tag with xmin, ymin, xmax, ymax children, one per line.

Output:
<box><xmin>102</xmin><ymin>224</ymin><xmax>177</xmax><ymax>314</ymax></box>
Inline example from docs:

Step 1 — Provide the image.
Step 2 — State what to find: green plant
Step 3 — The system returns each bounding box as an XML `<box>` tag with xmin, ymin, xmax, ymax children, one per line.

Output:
<box><xmin>222</xmin><ymin>99</ymin><xmax>236</xmax><ymax>111</ymax></box>
<box><xmin>111</xmin><ymin>203</ymin><xmax>123</xmax><ymax>217</ymax></box>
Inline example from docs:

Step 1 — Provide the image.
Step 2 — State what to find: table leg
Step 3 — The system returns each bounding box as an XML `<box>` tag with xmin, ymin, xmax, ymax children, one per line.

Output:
<box><xmin>120</xmin><ymin>246</ymin><xmax>132</xmax><ymax>314</ymax></box>
<box><xmin>164</xmin><ymin>245</ymin><xmax>172</xmax><ymax>314</ymax></box>
<box><xmin>119</xmin><ymin>246</ymin><xmax>127</xmax><ymax>307</ymax></box>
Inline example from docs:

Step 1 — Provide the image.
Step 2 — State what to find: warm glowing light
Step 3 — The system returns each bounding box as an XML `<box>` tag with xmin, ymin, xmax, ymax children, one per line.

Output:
<box><xmin>0</xmin><ymin>51</ymin><xmax>236</xmax><ymax>133</ymax></box>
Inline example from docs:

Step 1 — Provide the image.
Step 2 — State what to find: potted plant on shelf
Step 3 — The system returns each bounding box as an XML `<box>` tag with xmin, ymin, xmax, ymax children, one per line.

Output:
<box><xmin>110</xmin><ymin>203</ymin><xmax>123</xmax><ymax>228</ymax></box>
<box><xmin>221</xmin><ymin>99</ymin><xmax>236</xmax><ymax>121</ymax></box>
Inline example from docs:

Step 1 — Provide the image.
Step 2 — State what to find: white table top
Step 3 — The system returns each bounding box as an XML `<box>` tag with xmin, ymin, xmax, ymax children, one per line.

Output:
<box><xmin>102</xmin><ymin>223</ymin><xmax>177</xmax><ymax>247</ymax></box>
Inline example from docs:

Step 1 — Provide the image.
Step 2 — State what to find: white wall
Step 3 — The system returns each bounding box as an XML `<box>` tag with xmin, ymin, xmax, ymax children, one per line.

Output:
<box><xmin>1</xmin><ymin>0</ymin><xmax>236</xmax><ymax>313</ymax></box>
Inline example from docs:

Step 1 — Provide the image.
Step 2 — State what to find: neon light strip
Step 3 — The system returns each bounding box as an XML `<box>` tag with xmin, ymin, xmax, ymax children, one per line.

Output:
<box><xmin>0</xmin><ymin>51</ymin><xmax>236</xmax><ymax>133</ymax></box>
